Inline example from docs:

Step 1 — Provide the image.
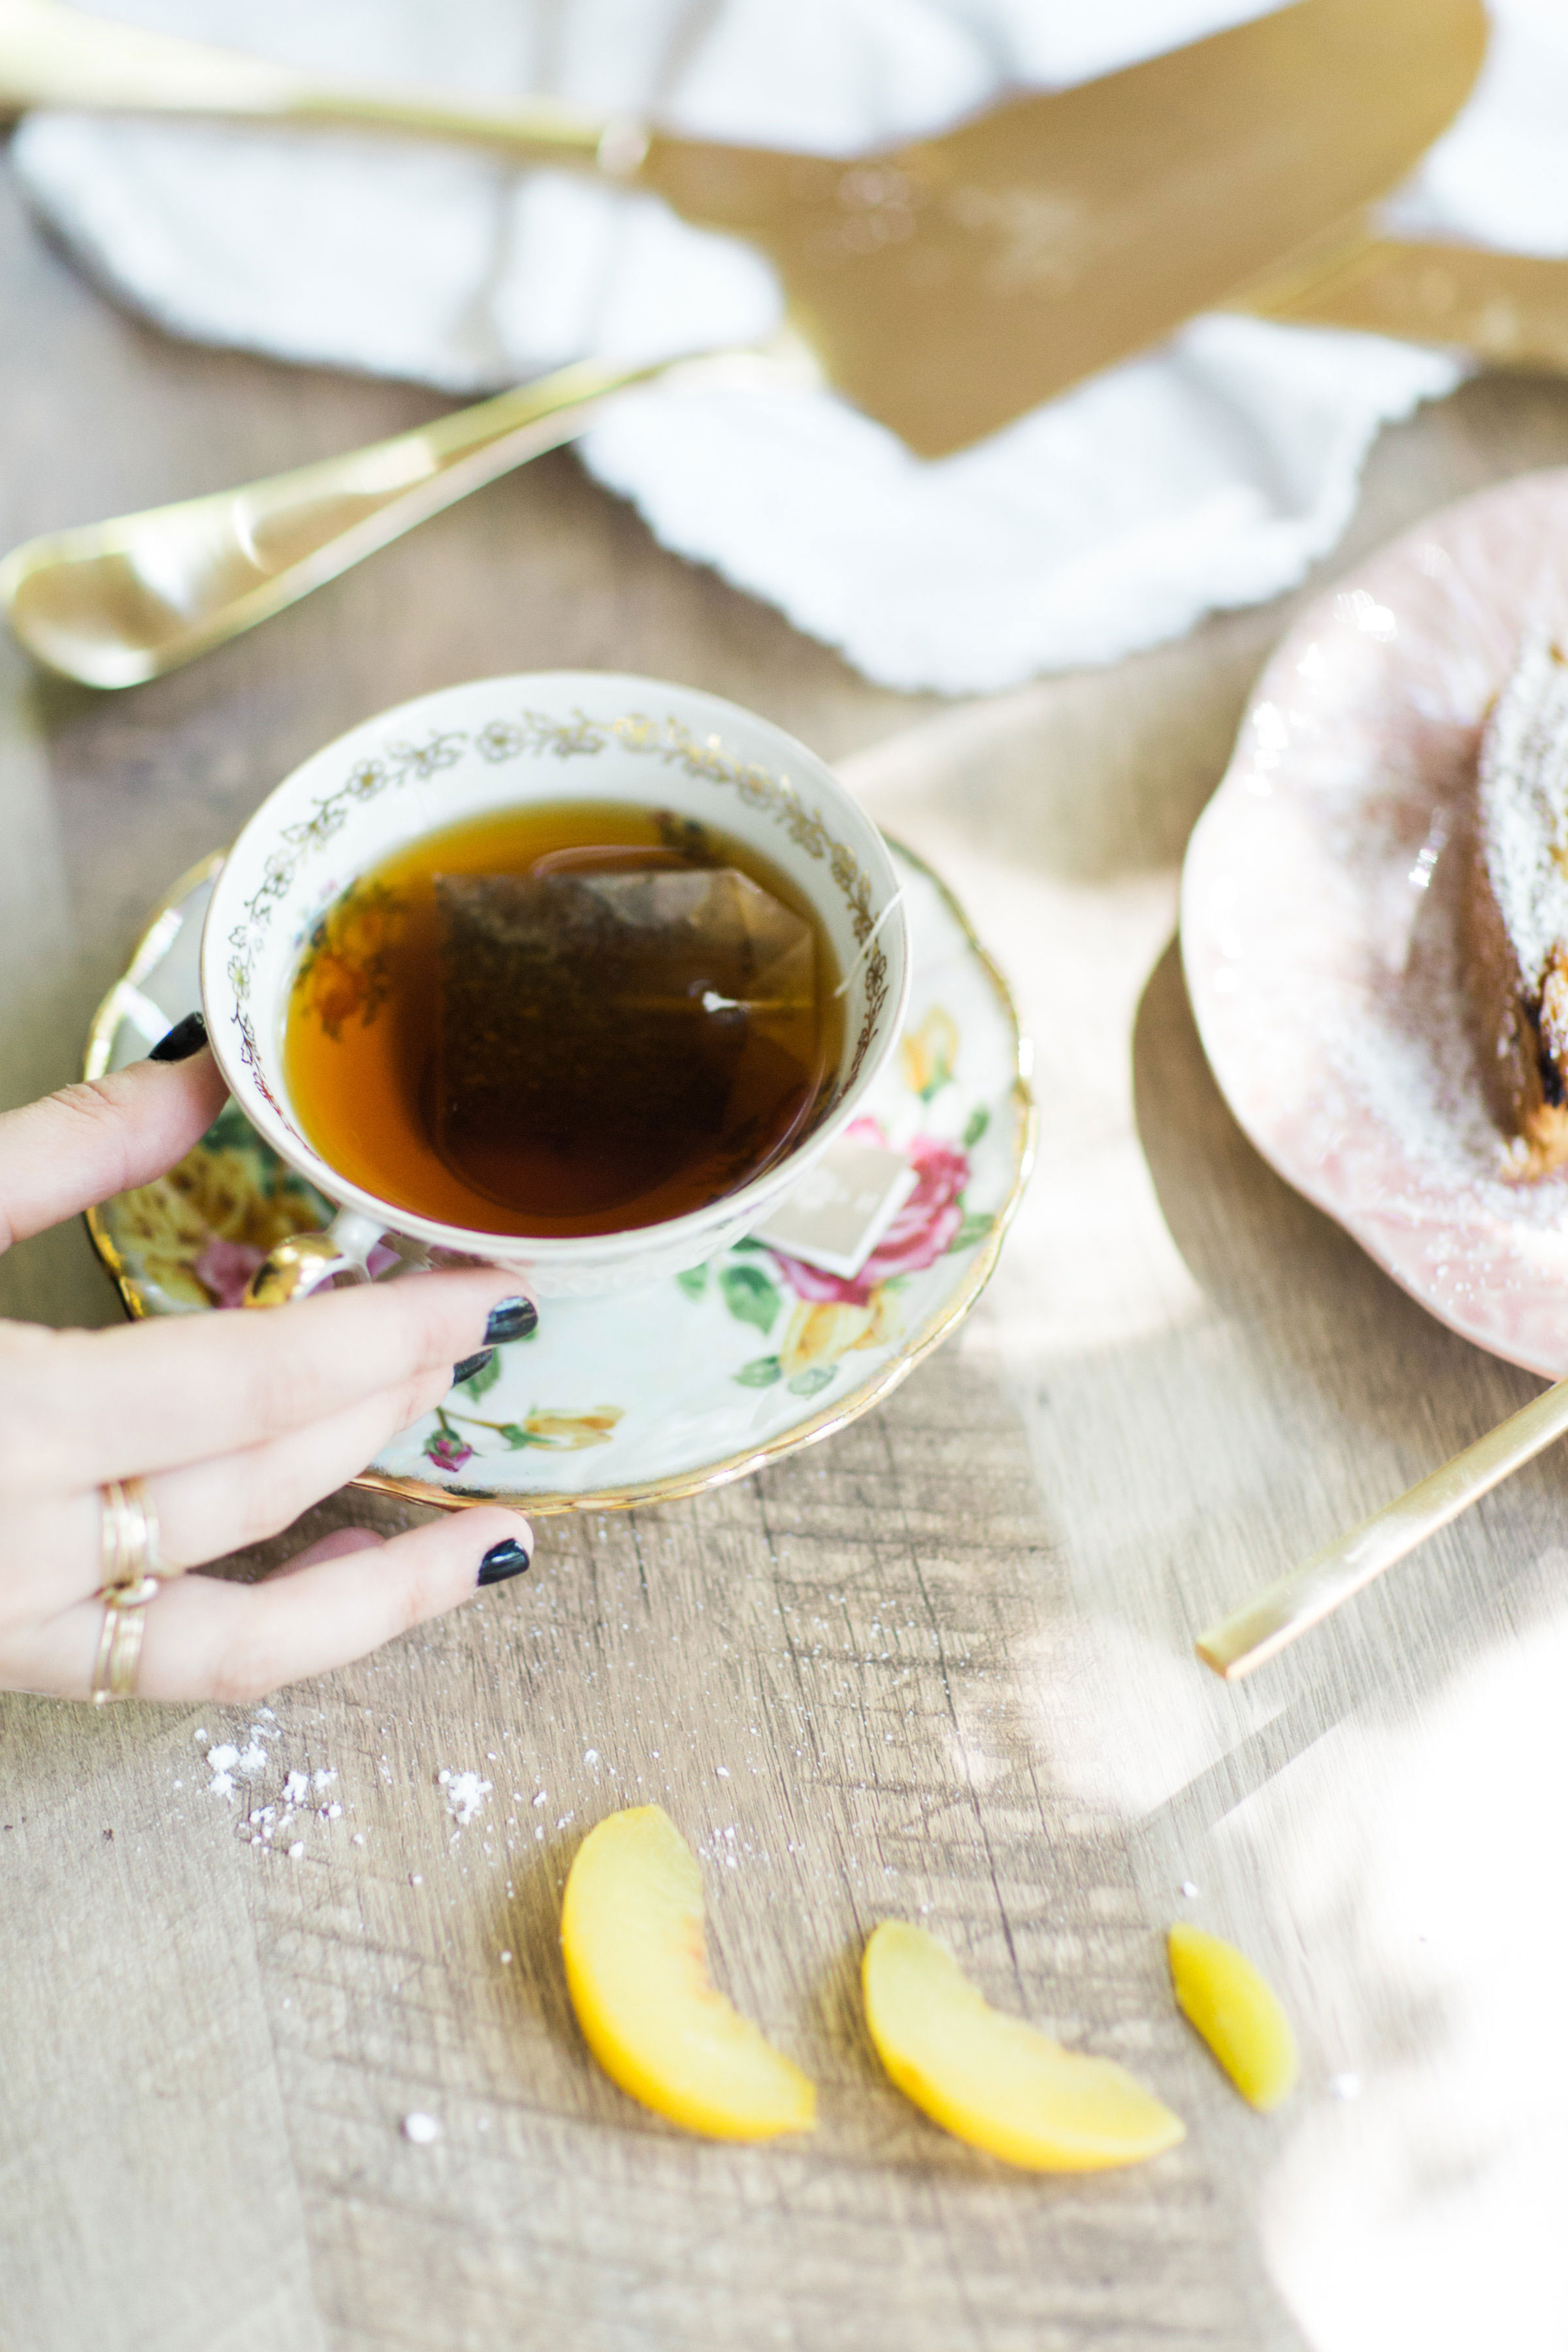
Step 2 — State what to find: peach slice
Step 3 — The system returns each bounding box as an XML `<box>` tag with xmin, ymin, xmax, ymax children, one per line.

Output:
<box><xmin>560</xmin><ymin>1805</ymin><xmax>815</xmax><ymax>2140</ymax></box>
<box><xmin>1168</xmin><ymin>1921</ymin><xmax>1299</xmax><ymax>2110</ymax></box>
<box><xmin>862</xmin><ymin>1921</ymin><xmax>1185</xmax><ymax>2170</ymax></box>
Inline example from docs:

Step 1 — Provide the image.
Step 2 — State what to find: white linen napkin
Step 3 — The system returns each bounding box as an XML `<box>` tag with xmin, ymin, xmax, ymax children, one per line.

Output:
<box><xmin>13</xmin><ymin>0</ymin><xmax>1565</xmax><ymax>693</ymax></box>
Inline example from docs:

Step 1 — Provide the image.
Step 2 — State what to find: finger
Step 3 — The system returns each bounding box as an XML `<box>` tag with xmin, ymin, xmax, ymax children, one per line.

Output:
<box><xmin>3</xmin><ymin>1264</ymin><xmax>529</xmax><ymax>1493</ymax></box>
<box><xmin>8</xmin><ymin>1357</ymin><xmax>461</xmax><ymax>1618</ymax></box>
<box><xmin>272</xmin><ymin>1527</ymin><xmax>384</xmax><ymax>1577</ymax></box>
<box><xmin>0</xmin><ymin>1049</ymin><xmax>229</xmax><ymax>1250</ymax></box>
<box><xmin>11</xmin><ymin>1508</ymin><xmax>533</xmax><ymax>1703</ymax></box>
<box><xmin>150</xmin><ymin>1359</ymin><xmax>463</xmax><ymax>1568</ymax></box>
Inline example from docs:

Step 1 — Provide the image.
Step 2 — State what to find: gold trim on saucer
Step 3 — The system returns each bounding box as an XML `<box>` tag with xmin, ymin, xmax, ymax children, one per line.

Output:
<box><xmin>82</xmin><ymin>847</ymin><xmax>230</xmax><ymax>1320</ymax></box>
<box><xmin>82</xmin><ymin>838</ymin><xmax>1034</xmax><ymax>1520</ymax></box>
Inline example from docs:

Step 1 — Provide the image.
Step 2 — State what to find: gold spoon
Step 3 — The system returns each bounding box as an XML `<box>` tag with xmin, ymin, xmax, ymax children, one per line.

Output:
<box><xmin>1197</xmin><ymin>1375</ymin><xmax>1568</xmax><ymax>1679</ymax></box>
<box><xmin>0</xmin><ymin>0</ymin><xmax>1486</xmax><ymax>459</ymax></box>
<box><xmin>1</xmin><ymin>342</ymin><xmax>814</xmax><ymax>687</ymax></box>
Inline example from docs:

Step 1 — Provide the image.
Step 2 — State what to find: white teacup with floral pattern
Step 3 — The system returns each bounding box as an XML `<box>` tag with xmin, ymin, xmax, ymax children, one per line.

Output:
<box><xmin>201</xmin><ymin>673</ymin><xmax>909</xmax><ymax>1303</ymax></box>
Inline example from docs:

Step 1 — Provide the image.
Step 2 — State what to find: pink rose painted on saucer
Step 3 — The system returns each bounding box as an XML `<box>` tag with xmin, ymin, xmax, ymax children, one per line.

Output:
<box><xmin>1182</xmin><ymin>467</ymin><xmax>1568</xmax><ymax>1379</ymax></box>
<box><xmin>772</xmin><ymin>1119</ymin><xmax>970</xmax><ymax>1307</ymax></box>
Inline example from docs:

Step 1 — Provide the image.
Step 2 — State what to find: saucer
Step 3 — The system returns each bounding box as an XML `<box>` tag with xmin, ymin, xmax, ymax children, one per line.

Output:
<box><xmin>86</xmin><ymin>841</ymin><xmax>1034</xmax><ymax>1513</ymax></box>
<box><xmin>1182</xmin><ymin>467</ymin><xmax>1568</xmax><ymax>1379</ymax></box>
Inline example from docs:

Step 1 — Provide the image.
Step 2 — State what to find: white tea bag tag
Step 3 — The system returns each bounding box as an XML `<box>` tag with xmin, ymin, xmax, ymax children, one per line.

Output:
<box><xmin>751</xmin><ymin>1137</ymin><xmax>919</xmax><ymax>1280</ymax></box>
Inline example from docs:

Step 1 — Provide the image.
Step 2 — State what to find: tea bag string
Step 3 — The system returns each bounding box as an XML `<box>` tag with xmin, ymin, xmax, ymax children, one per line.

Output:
<box><xmin>834</xmin><ymin>887</ymin><xmax>905</xmax><ymax>1000</ymax></box>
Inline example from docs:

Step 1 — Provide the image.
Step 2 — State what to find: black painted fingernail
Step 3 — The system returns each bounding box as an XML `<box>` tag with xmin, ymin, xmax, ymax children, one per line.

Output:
<box><xmin>484</xmin><ymin>1297</ymin><xmax>538</xmax><ymax>1345</ymax></box>
<box><xmin>476</xmin><ymin>1537</ymin><xmax>531</xmax><ymax>1586</ymax></box>
<box><xmin>452</xmin><ymin>1349</ymin><xmax>494</xmax><ymax>1387</ymax></box>
<box><xmin>148</xmin><ymin>1009</ymin><xmax>208</xmax><ymax>1063</ymax></box>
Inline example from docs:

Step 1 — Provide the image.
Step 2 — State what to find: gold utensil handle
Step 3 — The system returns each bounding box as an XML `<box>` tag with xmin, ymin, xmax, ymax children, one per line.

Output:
<box><xmin>1196</xmin><ymin>1373</ymin><xmax>1568</xmax><ymax>1679</ymax></box>
<box><xmin>1239</xmin><ymin>235</ymin><xmax>1568</xmax><ymax>376</ymax></box>
<box><xmin>0</xmin><ymin>0</ymin><xmax>630</xmax><ymax>168</ymax></box>
<box><xmin>0</xmin><ymin>350</ymin><xmax>681</xmax><ymax>687</ymax></box>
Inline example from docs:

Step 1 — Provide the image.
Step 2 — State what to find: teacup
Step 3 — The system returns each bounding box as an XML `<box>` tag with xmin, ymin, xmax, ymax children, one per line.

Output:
<box><xmin>201</xmin><ymin>672</ymin><xmax>909</xmax><ymax>1301</ymax></box>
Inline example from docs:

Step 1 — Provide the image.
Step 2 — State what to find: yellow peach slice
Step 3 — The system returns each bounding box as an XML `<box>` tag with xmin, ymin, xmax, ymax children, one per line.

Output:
<box><xmin>1168</xmin><ymin>1921</ymin><xmax>1299</xmax><ymax>2110</ymax></box>
<box><xmin>862</xmin><ymin>1921</ymin><xmax>1184</xmax><ymax>2170</ymax></box>
<box><xmin>561</xmin><ymin>1805</ymin><xmax>815</xmax><ymax>2140</ymax></box>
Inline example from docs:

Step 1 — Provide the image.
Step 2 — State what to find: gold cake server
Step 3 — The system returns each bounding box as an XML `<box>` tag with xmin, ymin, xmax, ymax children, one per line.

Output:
<box><xmin>1238</xmin><ymin>233</ymin><xmax>1568</xmax><ymax>376</ymax></box>
<box><xmin>0</xmin><ymin>0</ymin><xmax>1487</xmax><ymax>459</ymax></box>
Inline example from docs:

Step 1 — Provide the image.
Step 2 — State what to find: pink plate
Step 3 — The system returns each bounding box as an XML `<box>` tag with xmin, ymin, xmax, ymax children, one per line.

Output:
<box><xmin>1182</xmin><ymin>468</ymin><xmax>1568</xmax><ymax>1379</ymax></box>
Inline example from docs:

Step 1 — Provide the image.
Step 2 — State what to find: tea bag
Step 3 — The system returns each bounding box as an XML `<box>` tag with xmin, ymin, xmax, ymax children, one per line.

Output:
<box><xmin>433</xmin><ymin>863</ymin><xmax>815</xmax><ymax>1212</ymax></box>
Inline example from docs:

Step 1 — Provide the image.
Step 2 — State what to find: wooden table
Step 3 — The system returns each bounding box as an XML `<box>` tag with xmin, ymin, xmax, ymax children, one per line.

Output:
<box><xmin>5</xmin><ymin>148</ymin><xmax>1568</xmax><ymax>2352</ymax></box>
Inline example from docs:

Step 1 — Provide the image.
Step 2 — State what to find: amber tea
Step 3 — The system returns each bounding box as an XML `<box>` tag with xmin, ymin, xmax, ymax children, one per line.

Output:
<box><xmin>282</xmin><ymin>800</ymin><xmax>843</xmax><ymax>1237</ymax></box>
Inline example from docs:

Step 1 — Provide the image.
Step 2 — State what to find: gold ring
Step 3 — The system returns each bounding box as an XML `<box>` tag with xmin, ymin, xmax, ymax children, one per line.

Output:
<box><xmin>90</xmin><ymin>1583</ymin><xmax>157</xmax><ymax>1705</ymax></box>
<box><xmin>91</xmin><ymin>1478</ymin><xmax>176</xmax><ymax>1704</ymax></box>
<box><xmin>98</xmin><ymin>1475</ymin><xmax>168</xmax><ymax>1593</ymax></box>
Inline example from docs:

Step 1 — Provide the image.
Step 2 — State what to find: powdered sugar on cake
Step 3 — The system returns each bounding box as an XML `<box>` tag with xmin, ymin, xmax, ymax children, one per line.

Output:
<box><xmin>1476</xmin><ymin>631</ymin><xmax>1568</xmax><ymax>999</ymax></box>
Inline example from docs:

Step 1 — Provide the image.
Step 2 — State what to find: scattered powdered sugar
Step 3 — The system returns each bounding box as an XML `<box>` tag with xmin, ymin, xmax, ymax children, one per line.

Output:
<box><xmin>401</xmin><ymin>2112</ymin><xmax>442</xmax><ymax>2145</ymax></box>
<box><xmin>438</xmin><ymin>1769</ymin><xmax>492</xmax><ymax>1827</ymax></box>
<box><xmin>197</xmin><ymin>1706</ymin><xmax>288</xmax><ymax>1797</ymax></box>
<box><xmin>196</xmin><ymin>1730</ymin><xmax>355</xmax><ymax>1855</ymax></box>
<box><xmin>204</xmin><ymin>1739</ymin><xmax>267</xmax><ymax>1798</ymax></box>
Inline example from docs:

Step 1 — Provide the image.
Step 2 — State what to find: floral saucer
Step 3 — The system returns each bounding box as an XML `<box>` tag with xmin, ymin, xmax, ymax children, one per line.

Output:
<box><xmin>1183</xmin><ymin>466</ymin><xmax>1568</xmax><ymax>1379</ymax></box>
<box><xmin>86</xmin><ymin>841</ymin><xmax>1034</xmax><ymax>1514</ymax></box>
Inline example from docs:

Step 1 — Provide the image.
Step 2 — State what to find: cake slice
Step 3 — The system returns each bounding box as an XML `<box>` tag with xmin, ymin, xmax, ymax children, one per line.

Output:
<box><xmin>1464</xmin><ymin>632</ymin><xmax>1568</xmax><ymax>1175</ymax></box>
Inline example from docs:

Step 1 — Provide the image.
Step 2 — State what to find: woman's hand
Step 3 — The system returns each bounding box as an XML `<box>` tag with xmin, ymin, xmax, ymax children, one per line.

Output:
<box><xmin>0</xmin><ymin>1034</ymin><xmax>534</xmax><ymax>1704</ymax></box>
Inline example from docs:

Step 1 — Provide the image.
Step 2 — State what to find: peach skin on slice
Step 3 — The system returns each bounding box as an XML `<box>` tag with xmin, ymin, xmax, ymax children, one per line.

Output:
<box><xmin>561</xmin><ymin>1805</ymin><xmax>815</xmax><ymax>2141</ymax></box>
<box><xmin>862</xmin><ymin>1921</ymin><xmax>1184</xmax><ymax>2171</ymax></box>
<box><xmin>1168</xmin><ymin>1921</ymin><xmax>1299</xmax><ymax>2111</ymax></box>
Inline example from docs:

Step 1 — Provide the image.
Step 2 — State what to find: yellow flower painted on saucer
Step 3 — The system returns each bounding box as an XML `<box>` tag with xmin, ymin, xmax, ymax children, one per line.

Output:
<box><xmin>900</xmin><ymin>1005</ymin><xmax>958</xmax><ymax>1100</ymax></box>
<box><xmin>561</xmin><ymin>1806</ymin><xmax>816</xmax><ymax>2141</ymax></box>
<box><xmin>862</xmin><ymin>1921</ymin><xmax>1184</xmax><ymax>2170</ymax></box>
<box><xmin>522</xmin><ymin>1407</ymin><xmax>621</xmax><ymax>1450</ymax></box>
<box><xmin>779</xmin><ymin>1299</ymin><xmax>875</xmax><ymax>1377</ymax></box>
<box><xmin>777</xmin><ymin>1290</ymin><xmax>904</xmax><ymax>1379</ymax></box>
<box><xmin>1168</xmin><ymin>1922</ymin><xmax>1299</xmax><ymax>2110</ymax></box>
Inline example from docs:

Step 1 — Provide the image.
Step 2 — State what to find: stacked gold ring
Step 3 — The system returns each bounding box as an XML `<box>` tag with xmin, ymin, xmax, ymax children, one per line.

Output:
<box><xmin>91</xmin><ymin>1477</ymin><xmax>173</xmax><ymax>1704</ymax></box>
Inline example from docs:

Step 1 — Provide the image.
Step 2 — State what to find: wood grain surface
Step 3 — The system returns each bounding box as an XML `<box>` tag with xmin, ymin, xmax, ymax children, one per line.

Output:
<box><xmin>5</xmin><ymin>144</ymin><xmax>1568</xmax><ymax>2352</ymax></box>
